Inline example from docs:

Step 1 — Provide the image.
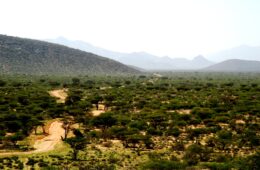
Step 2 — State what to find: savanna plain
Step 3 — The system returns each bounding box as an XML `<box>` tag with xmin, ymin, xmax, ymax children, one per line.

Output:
<box><xmin>0</xmin><ymin>73</ymin><xmax>259</xmax><ymax>170</ymax></box>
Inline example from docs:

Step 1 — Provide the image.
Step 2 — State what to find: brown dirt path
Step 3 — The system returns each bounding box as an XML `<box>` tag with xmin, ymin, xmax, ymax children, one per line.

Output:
<box><xmin>0</xmin><ymin>121</ymin><xmax>64</xmax><ymax>156</ymax></box>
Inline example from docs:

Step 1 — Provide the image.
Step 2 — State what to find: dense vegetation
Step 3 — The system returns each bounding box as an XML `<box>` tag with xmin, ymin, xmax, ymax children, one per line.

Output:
<box><xmin>0</xmin><ymin>73</ymin><xmax>259</xmax><ymax>169</ymax></box>
<box><xmin>0</xmin><ymin>34</ymin><xmax>138</xmax><ymax>75</ymax></box>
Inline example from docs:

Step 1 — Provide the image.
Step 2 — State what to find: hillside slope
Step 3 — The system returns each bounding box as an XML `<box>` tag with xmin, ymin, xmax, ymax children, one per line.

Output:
<box><xmin>203</xmin><ymin>59</ymin><xmax>260</xmax><ymax>72</ymax></box>
<box><xmin>0</xmin><ymin>35</ymin><xmax>138</xmax><ymax>75</ymax></box>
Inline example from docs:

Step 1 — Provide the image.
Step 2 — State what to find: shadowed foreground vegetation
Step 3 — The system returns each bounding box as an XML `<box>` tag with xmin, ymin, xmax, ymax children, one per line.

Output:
<box><xmin>0</xmin><ymin>72</ymin><xmax>259</xmax><ymax>169</ymax></box>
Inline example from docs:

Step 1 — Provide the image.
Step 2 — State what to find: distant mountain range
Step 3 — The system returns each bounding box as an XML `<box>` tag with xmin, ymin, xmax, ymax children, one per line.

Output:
<box><xmin>45</xmin><ymin>37</ymin><xmax>214</xmax><ymax>70</ymax></box>
<box><xmin>0</xmin><ymin>35</ymin><xmax>259</xmax><ymax>75</ymax></box>
<box><xmin>203</xmin><ymin>59</ymin><xmax>260</xmax><ymax>72</ymax></box>
<box><xmin>0</xmin><ymin>35</ymin><xmax>138</xmax><ymax>75</ymax></box>
<box><xmin>46</xmin><ymin>37</ymin><xmax>260</xmax><ymax>72</ymax></box>
<box><xmin>118</xmin><ymin>53</ymin><xmax>214</xmax><ymax>70</ymax></box>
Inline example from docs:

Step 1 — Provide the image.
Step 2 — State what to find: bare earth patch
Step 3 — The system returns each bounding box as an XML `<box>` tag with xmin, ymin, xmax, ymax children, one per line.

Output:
<box><xmin>167</xmin><ymin>109</ymin><xmax>191</xmax><ymax>115</ymax></box>
<box><xmin>92</xmin><ymin>110</ymin><xmax>105</xmax><ymax>117</ymax></box>
<box><xmin>91</xmin><ymin>104</ymin><xmax>106</xmax><ymax>117</ymax></box>
<box><xmin>177</xmin><ymin>109</ymin><xmax>191</xmax><ymax>115</ymax></box>
<box><xmin>235</xmin><ymin>119</ymin><xmax>246</xmax><ymax>124</ymax></box>
<box><xmin>49</xmin><ymin>88</ymin><xmax>68</xmax><ymax>103</ymax></box>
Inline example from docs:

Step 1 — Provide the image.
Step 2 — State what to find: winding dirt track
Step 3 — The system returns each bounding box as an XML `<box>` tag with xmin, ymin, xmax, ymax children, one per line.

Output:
<box><xmin>0</xmin><ymin>89</ymin><xmax>68</xmax><ymax>156</ymax></box>
<box><xmin>0</xmin><ymin>121</ymin><xmax>64</xmax><ymax>156</ymax></box>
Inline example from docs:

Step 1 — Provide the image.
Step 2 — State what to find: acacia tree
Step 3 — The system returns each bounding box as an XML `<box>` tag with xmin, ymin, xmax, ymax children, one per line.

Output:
<box><xmin>29</xmin><ymin>118</ymin><xmax>43</xmax><ymax>135</ymax></box>
<box><xmin>167</xmin><ymin>127</ymin><xmax>181</xmax><ymax>141</ymax></box>
<box><xmin>91</xmin><ymin>113</ymin><xmax>117</xmax><ymax>130</ymax></box>
<box><xmin>90</xmin><ymin>94</ymin><xmax>103</xmax><ymax>110</ymax></box>
<box><xmin>65</xmin><ymin>90</ymin><xmax>82</xmax><ymax>105</ymax></box>
<box><xmin>216</xmin><ymin>130</ymin><xmax>233</xmax><ymax>152</ymax></box>
<box><xmin>61</xmin><ymin>116</ymin><xmax>74</xmax><ymax>140</ymax></box>
<box><xmin>91</xmin><ymin>113</ymin><xmax>117</xmax><ymax>140</ymax></box>
<box><xmin>124</xmin><ymin>134</ymin><xmax>154</xmax><ymax>155</ymax></box>
<box><xmin>183</xmin><ymin>144</ymin><xmax>212</xmax><ymax>165</ymax></box>
<box><xmin>239</xmin><ymin>128</ymin><xmax>259</xmax><ymax>149</ymax></box>
<box><xmin>65</xmin><ymin>129</ymin><xmax>87</xmax><ymax>160</ymax></box>
<box><xmin>103</xmin><ymin>93</ymin><xmax>115</xmax><ymax>111</ymax></box>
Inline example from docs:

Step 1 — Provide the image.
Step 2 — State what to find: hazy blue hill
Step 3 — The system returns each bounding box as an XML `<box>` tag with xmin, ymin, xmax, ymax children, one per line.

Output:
<box><xmin>118</xmin><ymin>52</ymin><xmax>176</xmax><ymax>70</ymax></box>
<box><xmin>203</xmin><ymin>59</ymin><xmax>260</xmax><ymax>72</ymax></box>
<box><xmin>190</xmin><ymin>55</ymin><xmax>214</xmax><ymax>68</ymax></box>
<box><xmin>0</xmin><ymin>35</ymin><xmax>139</xmax><ymax>75</ymax></box>
<box><xmin>172</xmin><ymin>55</ymin><xmax>214</xmax><ymax>70</ymax></box>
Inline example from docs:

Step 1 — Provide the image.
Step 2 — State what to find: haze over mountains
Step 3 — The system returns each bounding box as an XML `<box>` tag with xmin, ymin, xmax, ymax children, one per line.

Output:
<box><xmin>46</xmin><ymin>37</ymin><xmax>214</xmax><ymax>70</ymax></box>
<box><xmin>0</xmin><ymin>35</ymin><xmax>138</xmax><ymax>75</ymax></box>
<box><xmin>46</xmin><ymin>37</ymin><xmax>260</xmax><ymax>71</ymax></box>
<box><xmin>208</xmin><ymin>45</ymin><xmax>260</xmax><ymax>62</ymax></box>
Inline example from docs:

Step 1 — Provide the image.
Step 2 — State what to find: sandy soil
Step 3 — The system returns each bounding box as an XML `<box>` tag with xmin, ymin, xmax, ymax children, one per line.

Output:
<box><xmin>92</xmin><ymin>110</ymin><xmax>105</xmax><ymax>117</ymax></box>
<box><xmin>167</xmin><ymin>109</ymin><xmax>191</xmax><ymax>115</ymax></box>
<box><xmin>177</xmin><ymin>109</ymin><xmax>191</xmax><ymax>115</ymax></box>
<box><xmin>91</xmin><ymin>104</ymin><xmax>105</xmax><ymax>116</ymax></box>
<box><xmin>0</xmin><ymin>121</ymin><xmax>64</xmax><ymax>156</ymax></box>
<box><xmin>49</xmin><ymin>89</ymin><xmax>68</xmax><ymax>103</ymax></box>
<box><xmin>235</xmin><ymin>119</ymin><xmax>245</xmax><ymax>124</ymax></box>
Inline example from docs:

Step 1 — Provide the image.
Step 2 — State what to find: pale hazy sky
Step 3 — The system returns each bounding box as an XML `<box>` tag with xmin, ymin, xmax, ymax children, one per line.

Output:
<box><xmin>1</xmin><ymin>0</ymin><xmax>260</xmax><ymax>58</ymax></box>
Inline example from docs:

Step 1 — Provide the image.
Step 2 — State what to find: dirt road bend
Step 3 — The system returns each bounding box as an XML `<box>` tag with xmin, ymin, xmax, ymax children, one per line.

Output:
<box><xmin>0</xmin><ymin>121</ymin><xmax>64</xmax><ymax>156</ymax></box>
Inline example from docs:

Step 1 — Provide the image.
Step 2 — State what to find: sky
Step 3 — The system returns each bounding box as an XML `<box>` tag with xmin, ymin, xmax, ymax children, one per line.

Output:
<box><xmin>1</xmin><ymin>0</ymin><xmax>260</xmax><ymax>59</ymax></box>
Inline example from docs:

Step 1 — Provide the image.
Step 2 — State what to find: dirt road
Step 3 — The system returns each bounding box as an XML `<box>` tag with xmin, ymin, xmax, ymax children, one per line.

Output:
<box><xmin>33</xmin><ymin>121</ymin><xmax>64</xmax><ymax>153</ymax></box>
<box><xmin>49</xmin><ymin>89</ymin><xmax>68</xmax><ymax>103</ymax></box>
<box><xmin>0</xmin><ymin>121</ymin><xmax>64</xmax><ymax>156</ymax></box>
